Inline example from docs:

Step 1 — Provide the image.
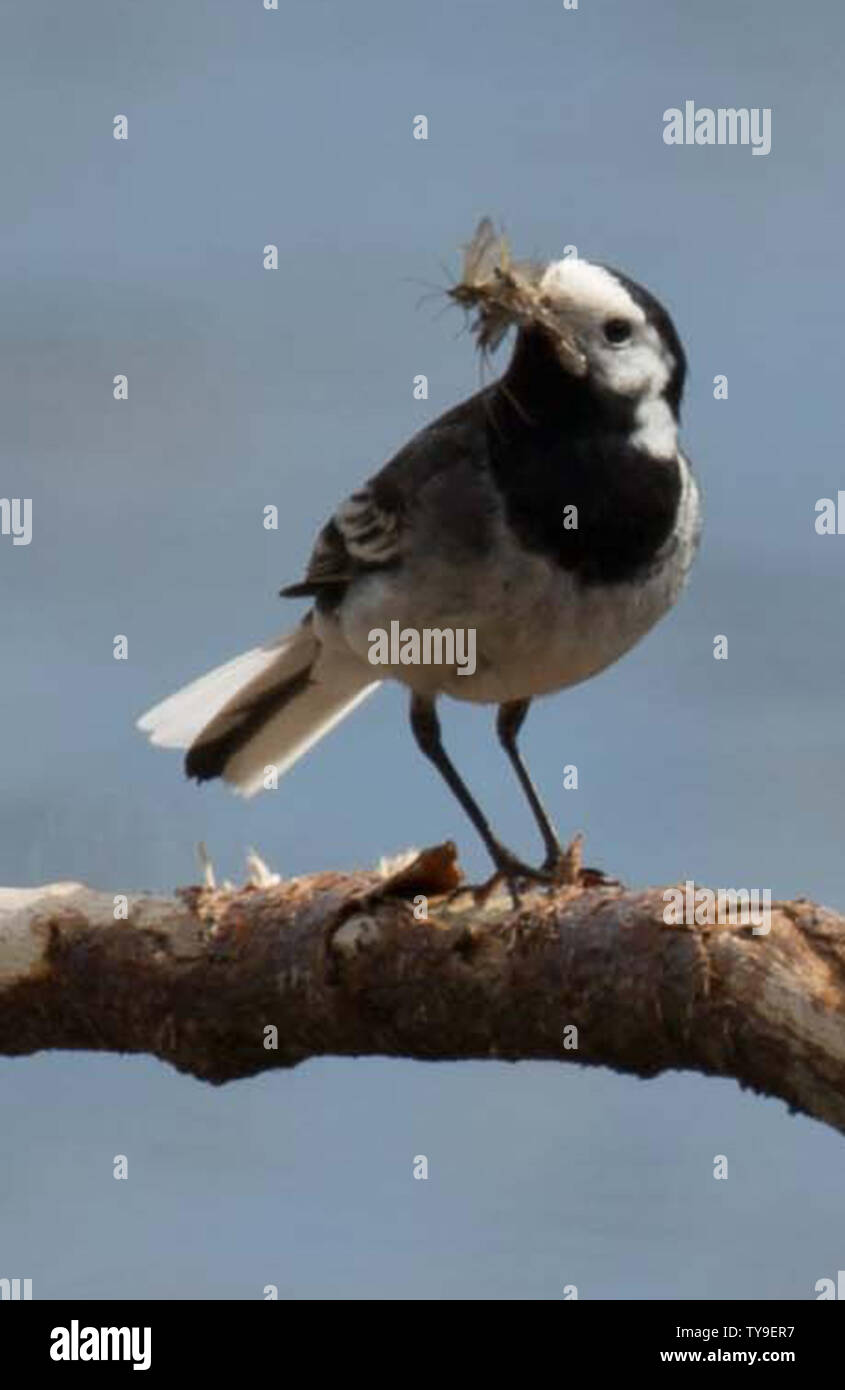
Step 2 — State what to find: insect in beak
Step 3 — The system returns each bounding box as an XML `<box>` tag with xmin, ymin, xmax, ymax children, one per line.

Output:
<box><xmin>450</xmin><ymin>218</ymin><xmax>588</xmax><ymax>377</ymax></box>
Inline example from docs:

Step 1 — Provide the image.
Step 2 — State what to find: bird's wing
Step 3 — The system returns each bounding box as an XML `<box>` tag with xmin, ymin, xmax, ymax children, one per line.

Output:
<box><xmin>281</xmin><ymin>388</ymin><xmax>492</xmax><ymax>601</ymax></box>
<box><xmin>279</xmin><ymin>486</ymin><xmax>403</xmax><ymax>599</ymax></box>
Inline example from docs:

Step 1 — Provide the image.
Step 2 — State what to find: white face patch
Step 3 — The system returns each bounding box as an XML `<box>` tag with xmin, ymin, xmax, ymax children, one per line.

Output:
<box><xmin>541</xmin><ymin>258</ymin><xmax>641</xmax><ymax>322</ymax></box>
<box><xmin>539</xmin><ymin>260</ymin><xmax>679</xmax><ymax>444</ymax></box>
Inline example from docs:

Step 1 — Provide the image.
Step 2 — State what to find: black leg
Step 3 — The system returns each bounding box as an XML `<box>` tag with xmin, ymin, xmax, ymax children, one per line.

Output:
<box><xmin>409</xmin><ymin>692</ymin><xmax>546</xmax><ymax>899</ymax></box>
<box><xmin>496</xmin><ymin>699</ymin><xmax>563</xmax><ymax>870</ymax></box>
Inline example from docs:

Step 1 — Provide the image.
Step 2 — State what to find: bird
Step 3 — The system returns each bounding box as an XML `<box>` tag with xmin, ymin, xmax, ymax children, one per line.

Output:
<box><xmin>137</xmin><ymin>222</ymin><xmax>701</xmax><ymax>902</ymax></box>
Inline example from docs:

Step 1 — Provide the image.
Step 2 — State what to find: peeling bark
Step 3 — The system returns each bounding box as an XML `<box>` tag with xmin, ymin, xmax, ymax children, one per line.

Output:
<box><xmin>0</xmin><ymin>844</ymin><xmax>843</xmax><ymax>1137</ymax></box>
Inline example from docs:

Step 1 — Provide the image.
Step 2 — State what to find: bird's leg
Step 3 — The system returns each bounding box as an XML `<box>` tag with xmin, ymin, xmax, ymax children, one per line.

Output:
<box><xmin>409</xmin><ymin>693</ymin><xmax>548</xmax><ymax>906</ymax></box>
<box><xmin>496</xmin><ymin>699</ymin><xmax>579</xmax><ymax>882</ymax></box>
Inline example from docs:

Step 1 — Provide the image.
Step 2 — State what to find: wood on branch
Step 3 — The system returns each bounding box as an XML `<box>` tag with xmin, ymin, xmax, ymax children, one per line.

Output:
<box><xmin>0</xmin><ymin>842</ymin><xmax>843</xmax><ymax>1137</ymax></box>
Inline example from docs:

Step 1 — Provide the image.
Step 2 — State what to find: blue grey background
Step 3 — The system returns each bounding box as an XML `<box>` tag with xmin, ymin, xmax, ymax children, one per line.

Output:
<box><xmin>1</xmin><ymin>0</ymin><xmax>842</xmax><ymax>1298</ymax></box>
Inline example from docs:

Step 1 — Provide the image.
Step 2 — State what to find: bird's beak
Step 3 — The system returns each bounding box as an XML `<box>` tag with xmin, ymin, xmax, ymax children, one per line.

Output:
<box><xmin>547</xmin><ymin>322</ymin><xmax>588</xmax><ymax>378</ymax></box>
<box><xmin>451</xmin><ymin>221</ymin><xmax>588</xmax><ymax>375</ymax></box>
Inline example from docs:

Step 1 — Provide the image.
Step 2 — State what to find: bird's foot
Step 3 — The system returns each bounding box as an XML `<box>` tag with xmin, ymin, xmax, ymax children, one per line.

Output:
<box><xmin>448</xmin><ymin>847</ymin><xmax>552</xmax><ymax>910</ymax></box>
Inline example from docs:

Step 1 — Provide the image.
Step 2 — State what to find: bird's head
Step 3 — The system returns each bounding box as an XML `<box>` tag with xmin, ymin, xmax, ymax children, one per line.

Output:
<box><xmin>451</xmin><ymin>221</ymin><xmax>687</xmax><ymax>454</ymax></box>
<box><xmin>537</xmin><ymin>257</ymin><xmax>687</xmax><ymax>421</ymax></box>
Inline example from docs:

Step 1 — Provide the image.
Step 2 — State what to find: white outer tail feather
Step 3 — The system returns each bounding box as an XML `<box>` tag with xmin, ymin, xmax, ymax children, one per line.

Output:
<box><xmin>137</xmin><ymin>643</ymin><xmax>288</xmax><ymax>751</ymax></box>
<box><xmin>137</xmin><ymin>627</ymin><xmax>380</xmax><ymax>797</ymax></box>
<box><xmin>225</xmin><ymin>660</ymin><xmax>379</xmax><ymax>797</ymax></box>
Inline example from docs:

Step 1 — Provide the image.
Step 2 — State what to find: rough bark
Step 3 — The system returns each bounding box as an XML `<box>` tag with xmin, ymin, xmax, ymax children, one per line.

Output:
<box><xmin>0</xmin><ymin>843</ymin><xmax>843</xmax><ymax>1137</ymax></box>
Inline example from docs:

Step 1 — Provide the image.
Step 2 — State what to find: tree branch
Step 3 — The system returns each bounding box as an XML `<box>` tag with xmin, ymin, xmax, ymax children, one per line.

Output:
<box><xmin>1</xmin><ymin>843</ymin><xmax>843</xmax><ymax>1136</ymax></box>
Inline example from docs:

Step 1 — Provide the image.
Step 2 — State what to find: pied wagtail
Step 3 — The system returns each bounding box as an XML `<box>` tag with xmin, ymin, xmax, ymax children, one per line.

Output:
<box><xmin>138</xmin><ymin>222</ymin><xmax>701</xmax><ymax>899</ymax></box>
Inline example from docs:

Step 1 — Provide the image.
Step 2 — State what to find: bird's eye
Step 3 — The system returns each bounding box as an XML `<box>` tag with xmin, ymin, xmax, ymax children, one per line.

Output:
<box><xmin>603</xmin><ymin>318</ymin><xmax>632</xmax><ymax>344</ymax></box>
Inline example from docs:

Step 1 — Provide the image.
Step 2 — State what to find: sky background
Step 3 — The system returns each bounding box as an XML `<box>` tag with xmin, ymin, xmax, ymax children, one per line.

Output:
<box><xmin>1</xmin><ymin>0</ymin><xmax>843</xmax><ymax>1299</ymax></box>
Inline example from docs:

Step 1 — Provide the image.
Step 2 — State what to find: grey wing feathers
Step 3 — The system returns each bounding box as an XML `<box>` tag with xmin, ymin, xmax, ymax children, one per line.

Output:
<box><xmin>280</xmin><ymin>487</ymin><xmax>403</xmax><ymax>600</ymax></box>
<box><xmin>280</xmin><ymin>388</ymin><xmax>492</xmax><ymax>602</ymax></box>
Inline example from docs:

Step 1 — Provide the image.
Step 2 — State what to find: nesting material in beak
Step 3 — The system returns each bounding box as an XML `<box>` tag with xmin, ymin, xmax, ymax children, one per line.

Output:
<box><xmin>449</xmin><ymin>218</ymin><xmax>588</xmax><ymax>377</ymax></box>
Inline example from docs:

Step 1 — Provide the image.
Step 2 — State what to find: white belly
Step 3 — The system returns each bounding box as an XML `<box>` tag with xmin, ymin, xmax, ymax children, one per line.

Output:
<box><xmin>327</xmin><ymin>458</ymin><xmax>700</xmax><ymax>705</ymax></box>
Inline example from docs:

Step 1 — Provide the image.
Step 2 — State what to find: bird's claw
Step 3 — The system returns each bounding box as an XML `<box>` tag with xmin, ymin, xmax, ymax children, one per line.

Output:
<box><xmin>448</xmin><ymin>852</ymin><xmax>553</xmax><ymax>910</ymax></box>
